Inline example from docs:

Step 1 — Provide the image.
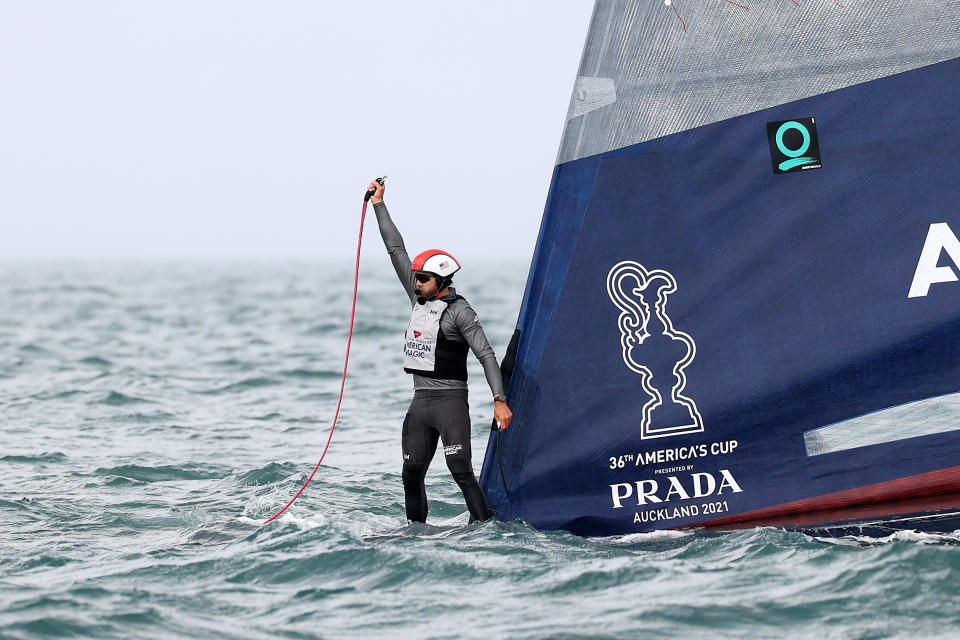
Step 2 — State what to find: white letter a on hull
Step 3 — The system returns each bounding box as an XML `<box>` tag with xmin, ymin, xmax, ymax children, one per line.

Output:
<box><xmin>908</xmin><ymin>223</ymin><xmax>960</xmax><ymax>298</ymax></box>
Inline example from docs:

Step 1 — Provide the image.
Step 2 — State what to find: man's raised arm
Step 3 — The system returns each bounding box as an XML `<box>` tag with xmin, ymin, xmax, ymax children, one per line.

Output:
<box><xmin>369</xmin><ymin>179</ymin><xmax>416</xmax><ymax>304</ymax></box>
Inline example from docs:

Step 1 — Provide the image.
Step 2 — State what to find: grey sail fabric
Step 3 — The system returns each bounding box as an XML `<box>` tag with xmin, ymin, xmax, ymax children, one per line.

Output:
<box><xmin>559</xmin><ymin>0</ymin><xmax>960</xmax><ymax>163</ymax></box>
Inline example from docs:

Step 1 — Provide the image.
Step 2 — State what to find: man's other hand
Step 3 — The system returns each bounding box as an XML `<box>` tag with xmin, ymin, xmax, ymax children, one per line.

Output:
<box><xmin>494</xmin><ymin>401</ymin><xmax>512</xmax><ymax>431</ymax></box>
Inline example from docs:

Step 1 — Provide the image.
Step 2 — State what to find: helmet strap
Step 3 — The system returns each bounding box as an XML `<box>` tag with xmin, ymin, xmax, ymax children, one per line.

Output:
<box><xmin>433</xmin><ymin>275</ymin><xmax>452</xmax><ymax>298</ymax></box>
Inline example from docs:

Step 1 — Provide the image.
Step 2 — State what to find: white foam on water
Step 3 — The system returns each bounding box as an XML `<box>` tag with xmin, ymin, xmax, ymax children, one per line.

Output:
<box><xmin>605</xmin><ymin>529</ymin><xmax>694</xmax><ymax>544</ymax></box>
<box><xmin>817</xmin><ymin>529</ymin><xmax>960</xmax><ymax>546</ymax></box>
<box><xmin>274</xmin><ymin>511</ymin><xmax>325</xmax><ymax>529</ymax></box>
<box><xmin>235</xmin><ymin>508</ymin><xmax>326</xmax><ymax>530</ymax></box>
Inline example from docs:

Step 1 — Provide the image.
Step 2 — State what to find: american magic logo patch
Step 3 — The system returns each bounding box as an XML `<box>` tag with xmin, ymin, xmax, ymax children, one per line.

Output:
<box><xmin>767</xmin><ymin>117</ymin><xmax>821</xmax><ymax>174</ymax></box>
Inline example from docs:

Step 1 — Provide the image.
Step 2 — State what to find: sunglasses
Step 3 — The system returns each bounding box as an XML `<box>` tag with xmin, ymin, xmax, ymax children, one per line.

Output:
<box><xmin>414</xmin><ymin>273</ymin><xmax>434</xmax><ymax>284</ymax></box>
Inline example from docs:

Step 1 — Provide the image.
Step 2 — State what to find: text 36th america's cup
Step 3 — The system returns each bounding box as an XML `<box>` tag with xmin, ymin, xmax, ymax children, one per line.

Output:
<box><xmin>608</xmin><ymin>440</ymin><xmax>739</xmax><ymax>471</ymax></box>
<box><xmin>606</xmin><ymin>440</ymin><xmax>744</xmax><ymax>524</ymax></box>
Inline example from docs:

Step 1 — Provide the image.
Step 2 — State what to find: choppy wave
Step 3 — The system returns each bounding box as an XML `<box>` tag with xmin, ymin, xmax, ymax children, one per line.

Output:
<box><xmin>99</xmin><ymin>391</ymin><xmax>153</xmax><ymax>406</ymax></box>
<box><xmin>201</xmin><ymin>377</ymin><xmax>281</xmax><ymax>394</ymax></box>
<box><xmin>235</xmin><ymin>462</ymin><xmax>300</xmax><ymax>486</ymax></box>
<box><xmin>93</xmin><ymin>463</ymin><xmax>232</xmax><ymax>482</ymax></box>
<box><xmin>0</xmin><ymin>452</ymin><xmax>68</xmax><ymax>464</ymax></box>
<box><xmin>1</xmin><ymin>262</ymin><xmax>958</xmax><ymax>640</ymax></box>
<box><xmin>278</xmin><ymin>368</ymin><xmax>340</xmax><ymax>379</ymax></box>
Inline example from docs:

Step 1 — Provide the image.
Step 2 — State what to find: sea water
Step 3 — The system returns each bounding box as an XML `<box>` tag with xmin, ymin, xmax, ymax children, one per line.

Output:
<box><xmin>1</xmin><ymin>261</ymin><xmax>958</xmax><ymax>640</ymax></box>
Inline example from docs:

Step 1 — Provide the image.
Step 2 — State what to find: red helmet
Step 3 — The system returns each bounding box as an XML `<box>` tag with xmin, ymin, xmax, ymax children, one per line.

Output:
<box><xmin>410</xmin><ymin>249</ymin><xmax>461</xmax><ymax>278</ymax></box>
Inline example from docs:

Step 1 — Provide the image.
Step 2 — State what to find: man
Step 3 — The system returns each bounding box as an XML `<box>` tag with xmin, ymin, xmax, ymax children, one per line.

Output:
<box><xmin>368</xmin><ymin>178</ymin><xmax>512</xmax><ymax>524</ymax></box>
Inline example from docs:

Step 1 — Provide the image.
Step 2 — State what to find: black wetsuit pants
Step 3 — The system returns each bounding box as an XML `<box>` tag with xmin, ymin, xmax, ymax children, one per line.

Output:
<box><xmin>401</xmin><ymin>389</ymin><xmax>492</xmax><ymax>523</ymax></box>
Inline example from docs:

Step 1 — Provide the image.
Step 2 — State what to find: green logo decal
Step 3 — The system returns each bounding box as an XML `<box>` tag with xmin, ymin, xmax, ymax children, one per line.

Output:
<box><xmin>767</xmin><ymin>117</ymin><xmax>821</xmax><ymax>175</ymax></box>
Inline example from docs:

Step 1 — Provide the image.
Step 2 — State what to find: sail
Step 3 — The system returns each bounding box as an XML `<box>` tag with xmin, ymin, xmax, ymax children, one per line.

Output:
<box><xmin>479</xmin><ymin>0</ymin><xmax>960</xmax><ymax>536</ymax></box>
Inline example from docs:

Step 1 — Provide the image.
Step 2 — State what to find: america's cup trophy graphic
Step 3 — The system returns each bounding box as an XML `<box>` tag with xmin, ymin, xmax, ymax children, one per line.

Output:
<box><xmin>607</xmin><ymin>261</ymin><xmax>704</xmax><ymax>439</ymax></box>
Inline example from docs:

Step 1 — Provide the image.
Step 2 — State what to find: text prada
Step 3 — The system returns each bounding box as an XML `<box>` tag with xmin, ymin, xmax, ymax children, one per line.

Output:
<box><xmin>610</xmin><ymin>469</ymin><xmax>743</xmax><ymax>509</ymax></box>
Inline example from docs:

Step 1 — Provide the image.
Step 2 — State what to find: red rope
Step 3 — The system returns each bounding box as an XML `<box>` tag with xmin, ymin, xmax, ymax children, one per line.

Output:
<box><xmin>263</xmin><ymin>199</ymin><xmax>367</xmax><ymax>524</ymax></box>
<box><xmin>671</xmin><ymin>2</ymin><xmax>687</xmax><ymax>32</ymax></box>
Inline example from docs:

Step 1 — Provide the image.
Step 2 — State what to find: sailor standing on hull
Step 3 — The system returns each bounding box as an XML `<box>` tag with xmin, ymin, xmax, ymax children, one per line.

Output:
<box><xmin>368</xmin><ymin>178</ymin><xmax>512</xmax><ymax>523</ymax></box>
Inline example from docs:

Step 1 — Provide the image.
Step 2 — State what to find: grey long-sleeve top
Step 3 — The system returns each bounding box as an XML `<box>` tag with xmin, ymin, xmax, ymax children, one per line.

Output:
<box><xmin>373</xmin><ymin>202</ymin><xmax>505</xmax><ymax>396</ymax></box>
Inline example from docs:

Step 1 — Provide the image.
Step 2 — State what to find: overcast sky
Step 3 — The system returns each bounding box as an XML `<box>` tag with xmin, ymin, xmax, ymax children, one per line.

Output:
<box><xmin>0</xmin><ymin>2</ymin><xmax>594</xmax><ymax>261</ymax></box>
